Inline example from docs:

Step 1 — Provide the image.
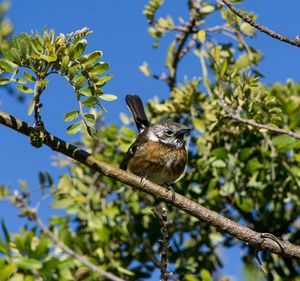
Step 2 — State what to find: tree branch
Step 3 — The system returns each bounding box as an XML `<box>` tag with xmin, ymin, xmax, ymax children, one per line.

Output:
<box><xmin>221</xmin><ymin>0</ymin><xmax>300</xmax><ymax>47</ymax></box>
<box><xmin>11</xmin><ymin>195</ymin><xmax>125</xmax><ymax>281</ymax></box>
<box><xmin>1</xmin><ymin>110</ymin><xmax>300</xmax><ymax>260</ymax></box>
<box><xmin>153</xmin><ymin>207</ymin><xmax>171</xmax><ymax>281</ymax></box>
<box><xmin>168</xmin><ymin>9</ymin><xmax>197</xmax><ymax>89</ymax></box>
<box><xmin>218</xmin><ymin>97</ymin><xmax>300</xmax><ymax>140</ymax></box>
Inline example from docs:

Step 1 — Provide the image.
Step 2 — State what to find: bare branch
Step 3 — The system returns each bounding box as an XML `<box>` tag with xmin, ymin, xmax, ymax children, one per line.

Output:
<box><xmin>11</xmin><ymin>195</ymin><xmax>125</xmax><ymax>281</ymax></box>
<box><xmin>1</xmin><ymin>110</ymin><xmax>300</xmax><ymax>260</ymax></box>
<box><xmin>222</xmin><ymin>0</ymin><xmax>300</xmax><ymax>47</ymax></box>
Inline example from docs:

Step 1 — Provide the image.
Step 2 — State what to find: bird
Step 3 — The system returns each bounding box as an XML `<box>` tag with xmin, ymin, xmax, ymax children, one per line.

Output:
<box><xmin>120</xmin><ymin>95</ymin><xmax>191</xmax><ymax>199</ymax></box>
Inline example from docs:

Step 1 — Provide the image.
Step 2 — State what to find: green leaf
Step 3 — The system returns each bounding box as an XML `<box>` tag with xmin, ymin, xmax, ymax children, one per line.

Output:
<box><xmin>197</xmin><ymin>30</ymin><xmax>206</xmax><ymax>43</ymax></box>
<box><xmin>40</xmin><ymin>54</ymin><xmax>57</xmax><ymax>62</ymax></box>
<box><xmin>90</xmin><ymin>62</ymin><xmax>109</xmax><ymax>75</ymax></box>
<box><xmin>20</xmin><ymin>39</ymin><xmax>28</xmax><ymax>58</ymax></box>
<box><xmin>86</xmin><ymin>125</ymin><xmax>99</xmax><ymax>138</ymax></box>
<box><xmin>51</xmin><ymin>198</ymin><xmax>74</xmax><ymax>209</ymax></box>
<box><xmin>143</xmin><ymin>0</ymin><xmax>164</xmax><ymax>21</ymax></box>
<box><xmin>68</xmin><ymin>64</ymin><xmax>79</xmax><ymax>80</ymax></box>
<box><xmin>212</xmin><ymin>159</ymin><xmax>226</xmax><ymax>168</ymax></box>
<box><xmin>245</xmin><ymin>157</ymin><xmax>263</xmax><ymax>173</ymax></box>
<box><xmin>192</xmin><ymin>118</ymin><xmax>205</xmax><ymax>132</ymax></box>
<box><xmin>64</xmin><ymin>110</ymin><xmax>80</xmax><ymax>122</ymax></box>
<box><xmin>238</xmin><ymin>148</ymin><xmax>253</xmax><ymax>162</ymax></box>
<box><xmin>240</xmin><ymin>22</ymin><xmax>256</xmax><ymax>37</ymax></box>
<box><xmin>36</xmin><ymin>31</ymin><xmax>44</xmax><ymax>47</ymax></box>
<box><xmin>220</xmin><ymin>181</ymin><xmax>235</xmax><ymax>196</ymax></box>
<box><xmin>0</xmin><ymin>78</ymin><xmax>10</xmax><ymax>85</ymax></box>
<box><xmin>19</xmin><ymin>180</ymin><xmax>28</xmax><ymax>193</ymax></box>
<box><xmin>61</xmin><ymin>55</ymin><xmax>70</xmax><ymax>73</ymax></box>
<box><xmin>83</xmin><ymin>113</ymin><xmax>95</xmax><ymax>126</ymax></box>
<box><xmin>166</xmin><ymin>40</ymin><xmax>175</xmax><ymax>77</ymax></box>
<box><xmin>243</xmin><ymin>263</ymin><xmax>264</xmax><ymax>281</ymax></box>
<box><xmin>81</xmin><ymin>96</ymin><xmax>99</xmax><ymax>107</ymax></box>
<box><xmin>236</xmin><ymin>196</ymin><xmax>253</xmax><ymax>213</ymax></box>
<box><xmin>79</xmin><ymin>87</ymin><xmax>93</xmax><ymax>96</ymax></box>
<box><xmin>74</xmin><ymin>39</ymin><xmax>87</xmax><ymax>58</ymax></box>
<box><xmin>15</xmin><ymin>78</ymin><xmax>26</xmax><ymax>84</ymax></box>
<box><xmin>120</xmin><ymin>112</ymin><xmax>130</xmax><ymax>125</ymax></box>
<box><xmin>220</xmin><ymin>59</ymin><xmax>228</xmax><ymax>76</ymax></box>
<box><xmin>10</xmin><ymin>47</ymin><xmax>21</xmax><ymax>64</ymax></box>
<box><xmin>75</xmin><ymin>76</ymin><xmax>87</xmax><ymax>90</ymax></box>
<box><xmin>23</xmin><ymin>72</ymin><xmax>36</xmax><ymax>82</ymax></box>
<box><xmin>117</xmin><ymin>267</ymin><xmax>134</xmax><ymax>276</ymax></box>
<box><xmin>1</xmin><ymin>219</ymin><xmax>10</xmax><ymax>244</ymax></box>
<box><xmin>66</xmin><ymin>122</ymin><xmax>82</xmax><ymax>135</ymax></box>
<box><xmin>16</xmin><ymin>85</ymin><xmax>34</xmax><ymax>94</ymax></box>
<box><xmin>0</xmin><ymin>59</ymin><xmax>14</xmax><ymax>72</ymax></box>
<box><xmin>2</xmin><ymin>48</ymin><xmax>15</xmax><ymax>62</ymax></box>
<box><xmin>36</xmin><ymin>79</ymin><xmax>49</xmax><ymax>87</ymax></box>
<box><xmin>139</xmin><ymin>62</ymin><xmax>151</xmax><ymax>77</ymax></box>
<box><xmin>86</xmin><ymin>51</ymin><xmax>102</xmax><ymax>64</ymax></box>
<box><xmin>201</xmin><ymin>269</ymin><xmax>212</xmax><ymax>281</ymax></box>
<box><xmin>272</xmin><ymin>135</ymin><xmax>296</xmax><ymax>152</ymax></box>
<box><xmin>211</xmin><ymin>148</ymin><xmax>227</xmax><ymax>160</ymax></box>
<box><xmin>95</xmin><ymin>74</ymin><xmax>113</xmax><ymax>86</ymax></box>
<box><xmin>185</xmin><ymin>274</ymin><xmax>199</xmax><ymax>281</ymax></box>
<box><xmin>99</xmin><ymin>94</ymin><xmax>118</xmax><ymax>101</ymax></box>
<box><xmin>27</xmin><ymin>99</ymin><xmax>35</xmax><ymax>116</ymax></box>
<box><xmin>14</xmin><ymin>257</ymin><xmax>42</xmax><ymax>270</ymax></box>
<box><xmin>201</xmin><ymin>5</ymin><xmax>215</xmax><ymax>13</ymax></box>
<box><xmin>0</xmin><ymin>264</ymin><xmax>17</xmax><ymax>281</ymax></box>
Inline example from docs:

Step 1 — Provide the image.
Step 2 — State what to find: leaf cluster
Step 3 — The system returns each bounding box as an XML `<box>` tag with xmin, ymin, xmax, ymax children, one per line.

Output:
<box><xmin>0</xmin><ymin>27</ymin><xmax>116</xmax><ymax>136</ymax></box>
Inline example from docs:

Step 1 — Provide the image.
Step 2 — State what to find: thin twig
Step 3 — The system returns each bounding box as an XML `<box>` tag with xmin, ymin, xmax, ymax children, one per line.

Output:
<box><xmin>1</xmin><ymin>110</ymin><xmax>300</xmax><ymax>259</ymax></box>
<box><xmin>254</xmin><ymin>249</ymin><xmax>267</xmax><ymax>275</ymax></box>
<box><xmin>225</xmin><ymin>111</ymin><xmax>300</xmax><ymax>140</ymax></box>
<box><xmin>169</xmin><ymin>9</ymin><xmax>197</xmax><ymax>89</ymax></box>
<box><xmin>153</xmin><ymin>207</ymin><xmax>171</xmax><ymax>281</ymax></box>
<box><xmin>222</xmin><ymin>0</ymin><xmax>300</xmax><ymax>47</ymax></box>
<box><xmin>33</xmin><ymin>80</ymin><xmax>45</xmax><ymax>128</ymax></box>
<box><xmin>218</xmin><ymin>94</ymin><xmax>300</xmax><ymax>140</ymax></box>
<box><xmin>11</xmin><ymin>195</ymin><xmax>125</xmax><ymax>281</ymax></box>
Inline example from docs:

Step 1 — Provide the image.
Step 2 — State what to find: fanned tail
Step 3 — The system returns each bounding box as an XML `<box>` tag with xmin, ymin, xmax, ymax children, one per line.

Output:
<box><xmin>125</xmin><ymin>95</ymin><xmax>149</xmax><ymax>132</ymax></box>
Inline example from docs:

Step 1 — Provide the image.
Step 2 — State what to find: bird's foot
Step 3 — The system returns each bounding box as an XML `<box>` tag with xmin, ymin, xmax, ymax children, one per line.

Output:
<box><xmin>166</xmin><ymin>185</ymin><xmax>175</xmax><ymax>202</ymax></box>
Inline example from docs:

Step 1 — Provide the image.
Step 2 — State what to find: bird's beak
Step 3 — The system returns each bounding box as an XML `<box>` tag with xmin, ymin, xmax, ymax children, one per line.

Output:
<box><xmin>175</xmin><ymin>128</ymin><xmax>192</xmax><ymax>138</ymax></box>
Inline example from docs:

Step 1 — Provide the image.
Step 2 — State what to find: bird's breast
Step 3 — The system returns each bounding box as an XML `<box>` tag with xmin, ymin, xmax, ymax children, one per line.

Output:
<box><xmin>127</xmin><ymin>140</ymin><xmax>187</xmax><ymax>185</ymax></box>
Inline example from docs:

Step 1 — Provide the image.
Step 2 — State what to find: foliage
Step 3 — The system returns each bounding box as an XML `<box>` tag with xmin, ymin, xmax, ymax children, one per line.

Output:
<box><xmin>1</xmin><ymin>0</ymin><xmax>300</xmax><ymax>281</ymax></box>
<box><xmin>0</xmin><ymin>27</ymin><xmax>115</xmax><ymax>136</ymax></box>
<box><xmin>0</xmin><ymin>1</ymin><xmax>12</xmax><ymax>50</ymax></box>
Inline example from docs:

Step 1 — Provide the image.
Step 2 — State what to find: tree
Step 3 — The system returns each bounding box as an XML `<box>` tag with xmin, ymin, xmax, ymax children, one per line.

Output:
<box><xmin>1</xmin><ymin>0</ymin><xmax>300</xmax><ymax>280</ymax></box>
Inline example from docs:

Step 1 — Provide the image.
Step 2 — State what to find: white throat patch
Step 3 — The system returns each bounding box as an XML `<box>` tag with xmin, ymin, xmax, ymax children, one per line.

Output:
<box><xmin>147</xmin><ymin>130</ymin><xmax>159</xmax><ymax>142</ymax></box>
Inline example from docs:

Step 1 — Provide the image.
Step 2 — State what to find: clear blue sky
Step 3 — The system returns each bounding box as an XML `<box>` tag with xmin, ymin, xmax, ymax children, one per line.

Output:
<box><xmin>1</xmin><ymin>0</ymin><xmax>300</xmax><ymax>280</ymax></box>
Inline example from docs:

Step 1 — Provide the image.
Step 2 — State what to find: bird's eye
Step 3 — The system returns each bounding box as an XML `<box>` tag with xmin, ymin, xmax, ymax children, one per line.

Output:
<box><xmin>165</xmin><ymin>130</ymin><xmax>173</xmax><ymax>136</ymax></box>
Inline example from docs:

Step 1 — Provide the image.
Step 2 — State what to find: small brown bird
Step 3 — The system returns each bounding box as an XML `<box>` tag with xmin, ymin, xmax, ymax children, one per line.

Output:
<box><xmin>120</xmin><ymin>95</ymin><xmax>191</xmax><ymax>192</ymax></box>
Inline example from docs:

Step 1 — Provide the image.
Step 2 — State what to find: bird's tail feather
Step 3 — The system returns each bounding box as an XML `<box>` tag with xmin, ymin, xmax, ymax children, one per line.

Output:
<box><xmin>125</xmin><ymin>95</ymin><xmax>149</xmax><ymax>132</ymax></box>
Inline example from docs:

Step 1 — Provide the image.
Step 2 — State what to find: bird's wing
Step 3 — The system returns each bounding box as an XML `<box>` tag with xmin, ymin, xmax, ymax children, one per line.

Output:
<box><xmin>119</xmin><ymin>140</ymin><xmax>140</xmax><ymax>170</ymax></box>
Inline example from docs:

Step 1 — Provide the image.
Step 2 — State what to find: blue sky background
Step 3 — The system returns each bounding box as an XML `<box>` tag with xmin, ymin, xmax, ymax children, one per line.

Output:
<box><xmin>1</xmin><ymin>0</ymin><xmax>300</xmax><ymax>280</ymax></box>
